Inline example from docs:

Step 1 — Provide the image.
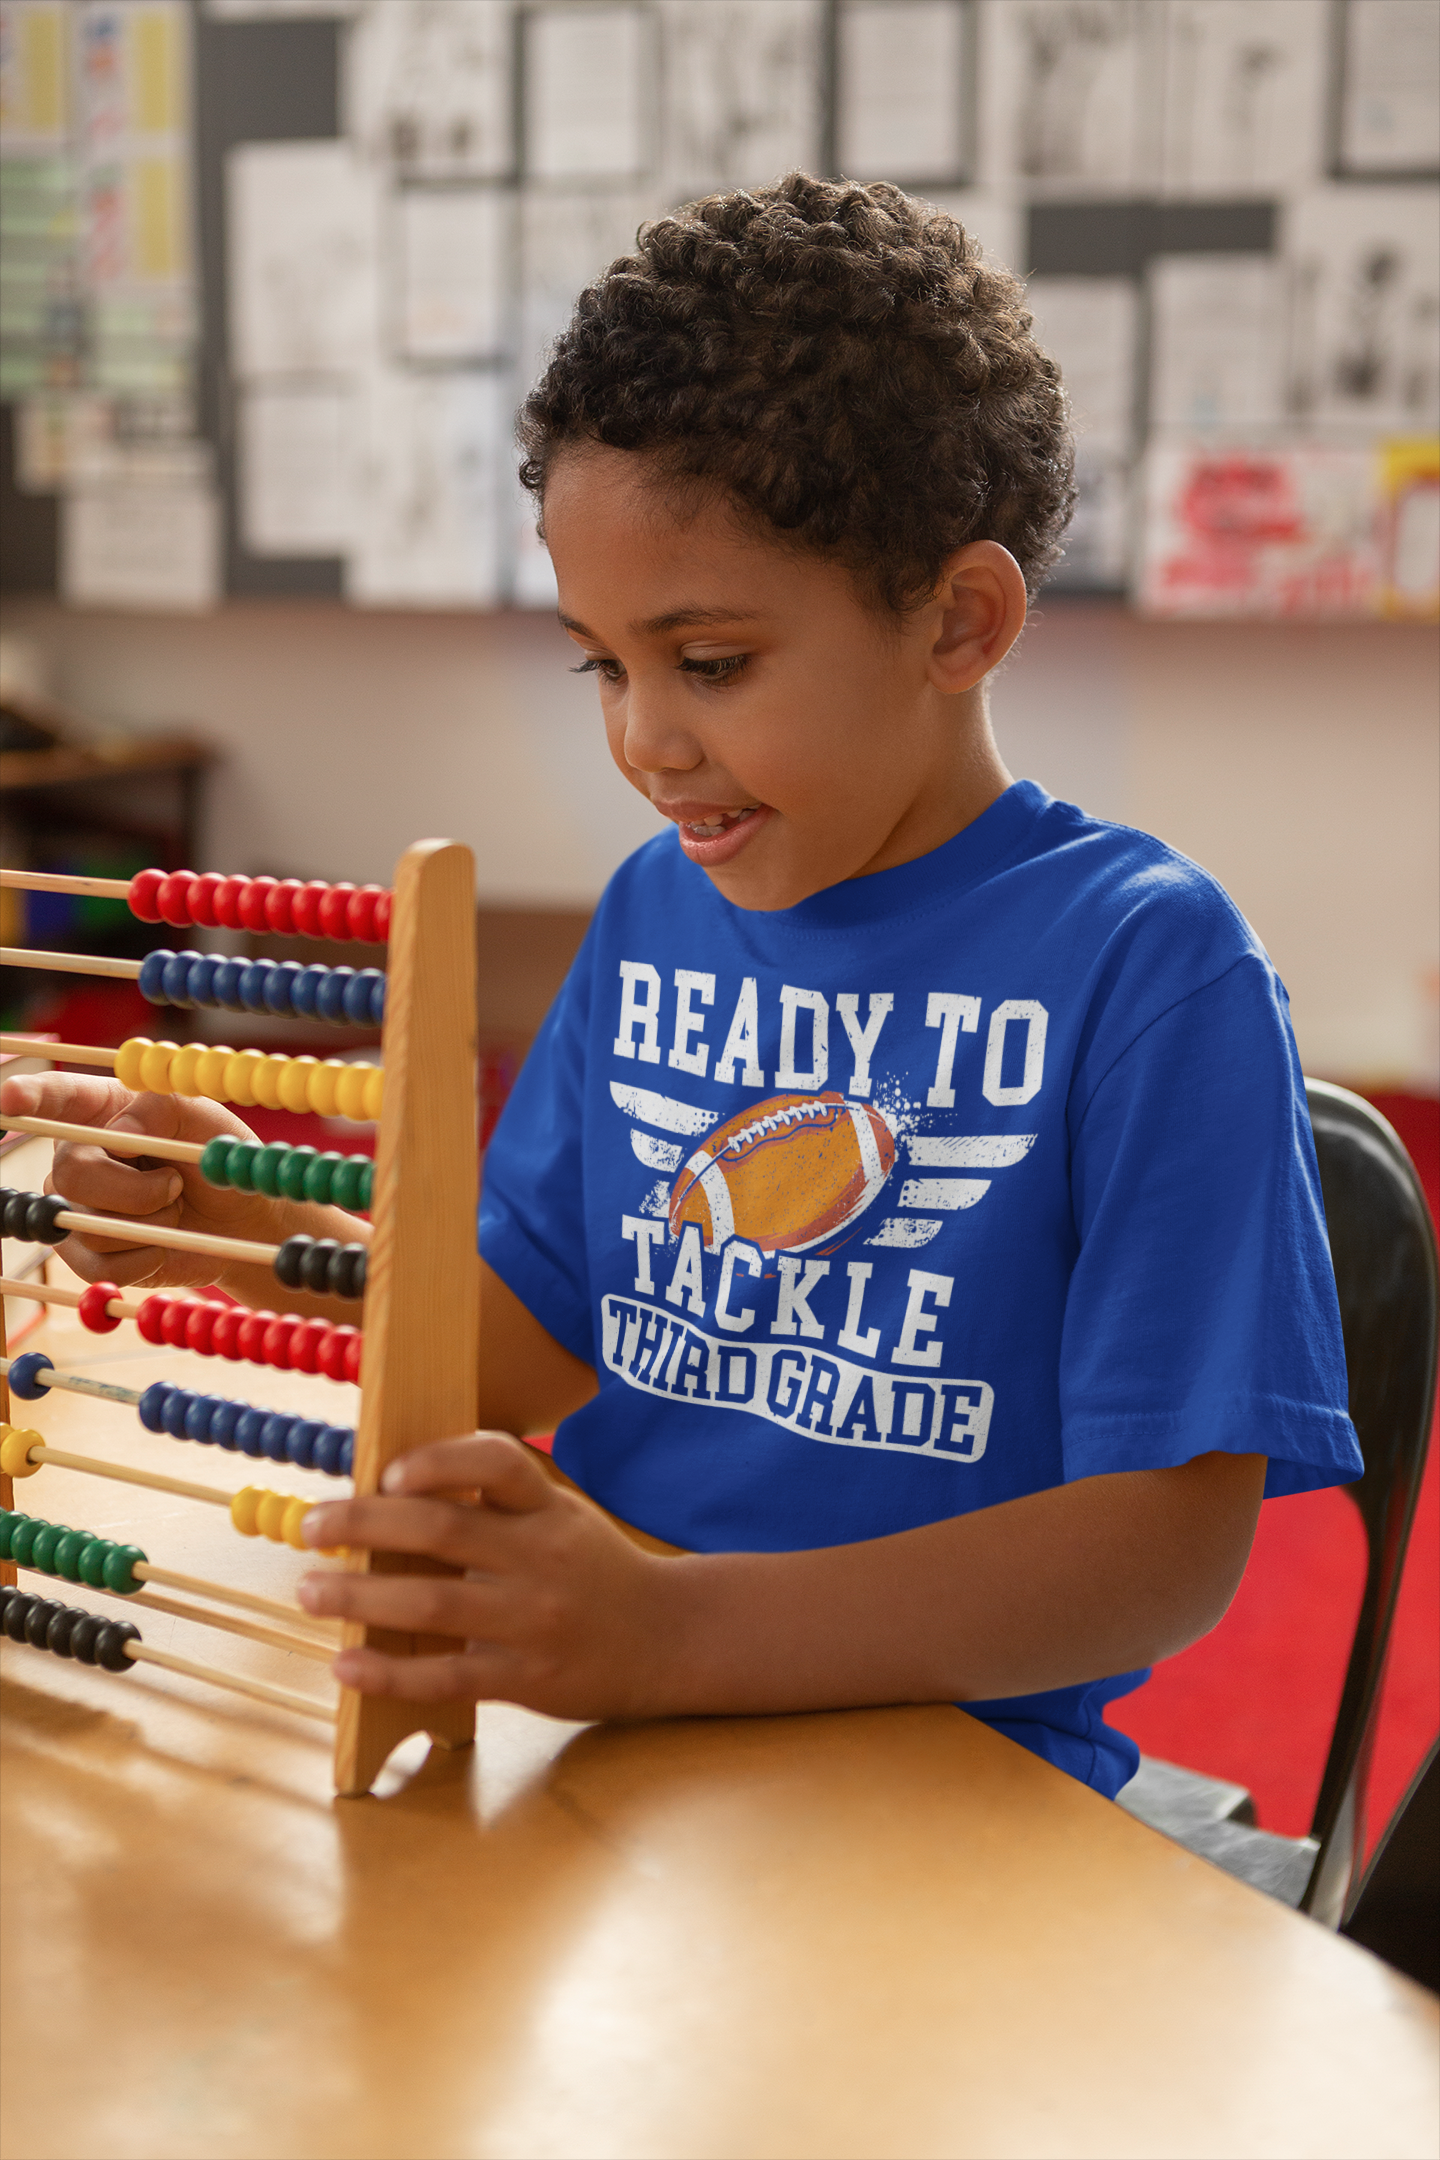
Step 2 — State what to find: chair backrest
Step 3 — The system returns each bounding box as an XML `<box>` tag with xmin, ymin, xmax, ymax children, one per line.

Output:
<box><xmin>1300</xmin><ymin>1081</ymin><xmax>1438</xmax><ymax>1924</ymax></box>
<box><xmin>1340</xmin><ymin>1735</ymin><xmax>1439</xmax><ymax>1991</ymax></box>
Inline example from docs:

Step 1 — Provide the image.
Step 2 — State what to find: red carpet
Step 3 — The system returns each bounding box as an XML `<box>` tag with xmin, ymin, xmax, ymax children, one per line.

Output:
<box><xmin>1109</xmin><ymin>1092</ymin><xmax>1440</xmax><ymax>1852</ymax></box>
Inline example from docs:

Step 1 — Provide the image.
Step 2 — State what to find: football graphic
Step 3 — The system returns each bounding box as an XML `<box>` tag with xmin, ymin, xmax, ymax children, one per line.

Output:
<box><xmin>669</xmin><ymin>1092</ymin><xmax>896</xmax><ymax>1255</ymax></box>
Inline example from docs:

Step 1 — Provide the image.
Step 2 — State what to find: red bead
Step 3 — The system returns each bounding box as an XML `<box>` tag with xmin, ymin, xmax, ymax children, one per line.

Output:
<box><xmin>78</xmin><ymin>1281</ymin><xmax>122</xmax><ymax>1334</ymax></box>
<box><xmin>346</xmin><ymin>885</ymin><xmax>383</xmax><ymax>941</ymax></box>
<box><xmin>290</xmin><ymin>1319</ymin><xmax>327</xmax><ymax>1373</ymax></box>
<box><xmin>372</xmin><ymin>891</ymin><xmax>392</xmax><ymax>942</ymax></box>
<box><xmin>343</xmin><ymin>1331</ymin><xmax>363</xmax><ymax>1384</ymax></box>
<box><xmin>156</xmin><ymin>870</ymin><xmax>197</xmax><ymax>928</ymax></box>
<box><xmin>128</xmin><ymin>869</ymin><xmax>165</xmax><ymax>923</ymax></box>
<box><xmin>211</xmin><ymin>1305</ymin><xmax>245</xmax><ymax>1360</ymax></box>
<box><xmin>212</xmin><ymin>875</ymin><xmax>247</xmax><ymax>930</ymax></box>
<box><xmin>236</xmin><ymin>1309</ymin><xmax>272</xmax><ymax>1362</ymax></box>
<box><xmin>136</xmin><ymin>1293</ymin><xmax>170</xmax><ymax>1345</ymax></box>
<box><xmin>266</xmin><ymin>879</ymin><xmax>304</xmax><ymax>934</ymax></box>
<box><xmin>161</xmin><ymin>1299</ymin><xmax>191</xmax><ymax>1348</ymax></box>
<box><xmin>184</xmin><ymin>1301</ymin><xmax>219</xmax><ymax>1355</ymax></box>
<box><xmin>317</xmin><ymin>1328</ymin><xmax>347</xmax><ymax>1382</ymax></box>
<box><xmin>189</xmin><ymin>872</ymin><xmax>224</xmax><ymax>928</ymax></box>
<box><xmin>317</xmin><ymin>882</ymin><xmax>355</xmax><ymax>939</ymax></box>
<box><xmin>292</xmin><ymin>881</ymin><xmax>329</xmax><ymax>938</ymax></box>
<box><xmin>261</xmin><ymin>1315</ymin><xmax>299</xmax><ymax>1369</ymax></box>
<box><xmin>237</xmin><ymin>876</ymin><xmax>275</xmax><ymax>933</ymax></box>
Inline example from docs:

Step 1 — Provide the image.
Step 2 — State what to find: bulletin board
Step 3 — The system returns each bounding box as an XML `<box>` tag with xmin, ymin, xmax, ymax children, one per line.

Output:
<box><xmin>0</xmin><ymin>0</ymin><xmax>1436</xmax><ymax>619</ymax></box>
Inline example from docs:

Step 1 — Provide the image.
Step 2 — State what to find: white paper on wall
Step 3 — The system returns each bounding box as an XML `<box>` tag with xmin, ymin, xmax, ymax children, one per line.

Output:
<box><xmin>1284</xmin><ymin>186</ymin><xmax>1440</xmax><ymax>433</ymax></box>
<box><xmin>1339</xmin><ymin>0</ymin><xmax>1440</xmax><ymax>175</ymax></box>
<box><xmin>1136</xmin><ymin>440</ymin><xmax>1381</xmax><ymax>618</ymax></box>
<box><xmin>239</xmin><ymin>382</ymin><xmax>356</xmax><ymax>554</ymax></box>
<box><xmin>1024</xmin><ymin>275</ymin><xmax>1139</xmax><ymax>452</ymax></box>
<box><xmin>921</xmin><ymin>190</ymin><xmax>1023</xmax><ymax>276</ymax></box>
<box><xmin>393</xmin><ymin>185</ymin><xmax>510</xmax><ymax>362</ymax></box>
<box><xmin>61</xmin><ymin>475</ymin><xmax>220</xmax><ymax>607</ymax></box>
<box><xmin>980</xmin><ymin>0</ymin><xmax>1161</xmax><ymax>195</ymax></box>
<box><xmin>228</xmin><ymin>140</ymin><xmax>380</xmax><ymax>377</ymax></box>
<box><xmin>1157</xmin><ymin>0</ymin><xmax>1327</xmax><ymax>197</ymax></box>
<box><xmin>835</xmin><ymin>0</ymin><xmax>968</xmax><ymax>183</ymax></box>
<box><xmin>347</xmin><ymin>364</ymin><xmax>506</xmax><ymax>605</ymax></box>
<box><xmin>346</xmin><ymin>0</ymin><xmax>515</xmax><ymax>180</ymax></box>
<box><xmin>518</xmin><ymin>185</ymin><xmax>659</xmax><ymax>389</ymax></box>
<box><xmin>657</xmin><ymin>0</ymin><xmax>821</xmax><ymax>197</ymax></box>
<box><xmin>525</xmin><ymin>5</ymin><xmax>650</xmax><ymax>181</ymax></box>
<box><xmin>1149</xmin><ymin>256</ymin><xmax>1285</xmax><ymax>431</ymax></box>
<box><xmin>1</xmin><ymin>2</ymin><xmax>74</xmax><ymax>151</ymax></box>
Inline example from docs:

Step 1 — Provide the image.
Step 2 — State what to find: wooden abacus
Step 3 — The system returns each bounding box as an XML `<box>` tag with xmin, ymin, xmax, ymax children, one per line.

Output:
<box><xmin>0</xmin><ymin>839</ymin><xmax>479</xmax><ymax>1795</ymax></box>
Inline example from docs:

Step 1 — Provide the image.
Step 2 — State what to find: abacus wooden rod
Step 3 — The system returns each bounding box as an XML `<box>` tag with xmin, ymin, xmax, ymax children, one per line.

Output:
<box><xmin>135</xmin><ymin>1560</ymin><xmax>340</xmax><ymax>1634</ymax></box>
<box><xmin>0</xmin><ymin>870</ymin><xmax>131</xmax><ymax>897</ymax></box>
<box><xmin>1</xmin><ymin>948</ymin><xmax>142</xmax><ymax>979</ymax></box>
<box><xmin>124</xmin><ymin>1587</ymin><xmax>334</xmax><ymax>1662</ymax></box>
<box><xmin>0</xmin><ymin>1277</ymin><xmax>141</xmax><ymax>1319</ymax></box>
<box><xmin>1</xmin><ymin>1113</ymin><xmax>202</xmax><ymax>1164</ymax></box>
<box><xmin>0</xmin><ymin>1357</ymin><xmax>145</xmax><ymax>1408</ymax></box>
<box><xmin>48</xmin><ymin>1205</ymin><xmax>280</xmax><ymax>1269</ymax></box>
<box><xmin>0</xmin><ymin>1036</ymin><xmax>116</xmax><ymax>1067</ymax></box>
<box><xmin>20</xmin><ymin>1442</ymin><xmax>235</xmax><ymax>1507</ymax></box>
<box><xmin>123</xmin><ymin>1639</ymin><xmax>336</xmax><ymax>1723</ymax></box>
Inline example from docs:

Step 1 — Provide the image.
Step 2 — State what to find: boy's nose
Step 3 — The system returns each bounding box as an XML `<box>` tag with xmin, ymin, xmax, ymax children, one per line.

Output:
<box><xmin>618</xmin><ymin>687</ymin><xmax>703</xmax><ymax>776</ymax></box>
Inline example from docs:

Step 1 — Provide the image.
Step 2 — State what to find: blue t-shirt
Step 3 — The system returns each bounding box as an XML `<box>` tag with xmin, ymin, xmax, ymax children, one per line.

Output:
<box><xmin>480</xmin><ymin>780</ymin><xmax>1360</xmax><ymax>1796</ymax></box>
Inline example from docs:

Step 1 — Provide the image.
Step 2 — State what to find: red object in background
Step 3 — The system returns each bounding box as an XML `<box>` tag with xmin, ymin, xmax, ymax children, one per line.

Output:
<box><xmin>1110</xmin><ymin>1092</ymin><xmax>1439</xmax><ymax>1852</ymax></box>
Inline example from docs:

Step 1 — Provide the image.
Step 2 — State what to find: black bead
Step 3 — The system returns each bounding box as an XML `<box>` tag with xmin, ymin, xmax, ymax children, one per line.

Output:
<box><xmin>2</xmin><ymin>1189</ymin><xmax>29</xmax><ymax>1238</ymax></box>
<box><xmin>25</xmin><ymin>1192</ymin><xmax>70</xmax><ymax>1244</ymax></box>
<box><xmin>274</xmin><ymin>1234</ymin><xmax>308</xmax><ymax>1290</ymax></box>
<box><xmin>331</xmin><ymin>1243</ymin><xmax>367</xmax><ymax>1300</ymax></box>
<box><xmin>47</xmin><ymin>1605</ymin><xmax>81</xmax><ymax>1658</ymax></box>
<box><xmin>300</xmin><ymin>1238</ymin><xmax>338</xmax><ymax>1295</ymax></box>
<box><xmin>0</xmin><ymin>1585</ymin><xmax>14</xmax><ymax>1626</ymax></box>
<box><xmin>4</xmin><ymin>1591</ymin><xmax>34</xmax><ymax>1641</ymax></box>
<box><xmin>69</xmin><ymin>1613</ymin><xmax>106</xmax><ymax>1664</ymax></box>
<box><xmin>95</xmin><ymin>1620</ymin><xmax>140</xmax><ymax>1673</ymax></box>
<box><xmin>24</xmin><ymin>1597</ymin><xmax>61</xmax><ymax>1648</ymax></box>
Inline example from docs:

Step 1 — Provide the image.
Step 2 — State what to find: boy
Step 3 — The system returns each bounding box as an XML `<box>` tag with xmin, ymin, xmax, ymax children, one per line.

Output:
<box><xmin>8</xmin><ymin>177</ymin><xmax>1359</xmax><ymax>1797</ymax></box>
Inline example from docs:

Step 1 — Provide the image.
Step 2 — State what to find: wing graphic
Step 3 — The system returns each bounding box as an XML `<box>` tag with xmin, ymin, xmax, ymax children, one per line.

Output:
<box><xmin>611</xmin><ymin>1081</ymin><xmax>720</xmax><ymax>1214</ymax></box>
<box><xmin>865</xmin><ymin>1133</ymin><xmax>1036</xmax><ymax>1249</ymax></box>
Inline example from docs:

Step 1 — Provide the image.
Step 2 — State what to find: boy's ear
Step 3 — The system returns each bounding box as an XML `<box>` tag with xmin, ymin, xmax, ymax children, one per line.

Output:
<box><xmin>926</xmin><ymin>542</ymin><xmax>1028</xmax><ymax>694</ymax></box>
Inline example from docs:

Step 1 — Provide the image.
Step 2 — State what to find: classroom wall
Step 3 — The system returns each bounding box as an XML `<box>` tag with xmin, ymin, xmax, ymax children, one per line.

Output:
<box><xmin>4</xmin><ymin>595</ymin><xmax>1436</xmax><ymax>1087</ymax></box>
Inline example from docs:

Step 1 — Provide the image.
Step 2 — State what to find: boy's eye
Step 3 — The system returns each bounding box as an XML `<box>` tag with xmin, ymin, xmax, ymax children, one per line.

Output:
<box><xmin>571</xmin><ymin>656</ymin><xmax>625</xmax><ymax>683</ymax></box>
<box><xmin>679</xmin><ymin>654</ymin><xmax>749</xmax><ymax>685</ymax></box>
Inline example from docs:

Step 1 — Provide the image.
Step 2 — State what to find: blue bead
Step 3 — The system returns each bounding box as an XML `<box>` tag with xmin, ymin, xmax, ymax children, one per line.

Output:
<box><xmin>238</xmin><ymin>962</ymin><xmax>271</xmax><ymax>1014</ymax></box>
<box><xmin>138</xmin><ymin>1381</ymin><xmax>172</xmax><ymax>1432</ymax></box>
<box><xmin>183</xmin><ymin>1393</ymin><xmax>219</xmax><ymax>1442</ymax></box>
<box><xmin>160</xmin><ymin>951</ymin><xmax>197</xmax><ymax>1008</ymax></box>
<box><xmin>262</xmin><ymin>961</ymin><xmax>300</xmax><ymax>1016</ymax></box>
<box><xmin>209</xmin><ymin>1399</ymin><xmax>241</xmax><ymax>1450</ymax></box>
<box><xmin>184</xmin><ymin>954</ymin><xmax>219</xmax><ymax>1007</ymax></box>
<box><xmin>234</xmin><ymin>1408</ymin><xmax>268</xmax><ymax>1456</ymax></box>
<box><xmin>287</xmin><ymin>1419</ymin><xmax>322</xmax><ymax>1469</ymax></box>
<box><xmin>7</xmin><ymin>1352</ymin><xmax>54</xmax><ymax>1401</ymax></box>
<box><xmin>336</xmin><ymin>1431</ymin><xmax>354</xmax><ymax>1478</ymax></box>
<box><xmin>343</xmin><ymin>970</ymin><xmax>376</xmax><ymax>1024</ymax></box>
<box><xmin>314</xmin><ymin>1426</ymin><xmax>352</xmax><ymax>1478</ymax></box>
<box><xmin>138</xmin><ymin>950</ymin><xmax>174</xmax><ymax>1004</ymax></box>
<box><xmin>316</xmin><ymin>967</ymin><xmax>353</xmax><ymax>1024</ymax></box>
<box><xmin>368</xmin><ymin>974</ymin><xmax>386</xmax><ymax>1026</ymax></box>
<box><xmin>259</xmin><ymin>1413</ymin><xmax>293</xmax><ymax>1462</ymax></box>
<box><xmin>212</xmin><ymin>957</ymin><xmax>247</xmax><ymax>1011</ymax></box>
<box><xmin>162</xmin><ymin>1388</ymin><xmax>192</xmax><ymax>1438</ymax></box>
<box><xmin>292</xmin><ymin>965</ymin><xmax>327</xmax><ymax>1019</ymax></box>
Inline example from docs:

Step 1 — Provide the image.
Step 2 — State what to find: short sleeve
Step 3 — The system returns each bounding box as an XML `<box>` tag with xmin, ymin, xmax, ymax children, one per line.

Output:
<box><xmin>1061</xmin><ymin>954</ymin><xmax>1361</xmax><ymax>1498</ymax></box>
<box><xmin>478</xmin><ymin>930</ymin><xmax>597</xmax><ymax>1367</ymax></box>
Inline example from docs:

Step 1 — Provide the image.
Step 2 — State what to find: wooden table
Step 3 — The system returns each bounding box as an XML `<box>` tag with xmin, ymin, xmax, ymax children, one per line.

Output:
<box><xmin>3</xmin><ymin>1301</ymin><xmax>1437</xmax><ymax>2160</ymax></box>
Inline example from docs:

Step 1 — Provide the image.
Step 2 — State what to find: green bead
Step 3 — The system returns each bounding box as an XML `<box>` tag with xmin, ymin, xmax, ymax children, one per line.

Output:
<box><xmin>29</xmin><ymin>1523</ymin><xmax>71</xmax><ymax>1573</ymax></box>
<box><xmin>277</xmin><ymin>1145</ymin><xmax>317</xmax><ymax>1202</ymax></box>
<box><xmin>253</xmin><ymin>1142</ymin><xmax>290</xmax><ymax>1198</ymax></box>
<box><xmin>79</xmin><ymin>1537</ymin><xmax>111</xmax><ymax>1588</ymax></box>
<box><xmin>358</xmin><ymin>1159</ymin><xmax>374</xmax><ymax>1210</ymax></box>
<box><xmin>303</xmin><ymin>1150</ymin><xmax>343</xmax><ymax>1204</ymax></box>
<box><xmin>10</xmin><ymin>1518</ymin><xmax>43</xmax><ymax>1565</ymax></box>
<box><xmin>102</xmin><ymin>1544</ymin><xmax>146</xmax><ymax>1595</ymax></box>
<box><xmin>53</xmin><ymin>1529</ymin><xmax>95</xmax><ymax>1581</ymax></box>
<box><xmin>199</xmin><ymin>1135</ymin><xmax>236</xmax><ymax>1187</ymax></box>
<box><xmin>332</xmin><ymin>1155</ymin><xmax>369</xmax><ymax>1210</ymax></box>
<box><xmin>0</xmin><ymin>1511</ymin><xmax>24</xmax><ymax>1560</ymax></box>
<box><xmin>227</xmin><ymin>1141</ymin><xmax>260</xmax><ymax>1193</ymax></box>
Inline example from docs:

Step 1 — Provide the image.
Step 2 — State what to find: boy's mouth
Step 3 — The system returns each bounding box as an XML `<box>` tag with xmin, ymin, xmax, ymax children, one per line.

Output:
<box><xmin>656</xmin><ymin>799</ymin><xmax>774</xmax><ymax>866</ymax></box>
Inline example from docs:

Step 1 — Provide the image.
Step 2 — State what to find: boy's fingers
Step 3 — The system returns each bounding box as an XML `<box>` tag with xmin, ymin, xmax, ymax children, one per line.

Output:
<box><xmin>49</xmin><ymin>1145</ymin><xmax>184</xmax><ymax>1220</ymax></box>
<box><xmin>329</xmin><ymin>1643</ymin><xmax>514</xmax><ymax>1703</ymax></box>
<box><xmin>297</xmin><ymin>1569</ymin><xmax>502</xmax><ymax>1637</ymax></box>
<box><xmin>300</xmin><ymin>1494</ymin><xmax>508</xmax><ymax>1567</ymax></box>
<box><xmin>379</xmin><ymin>1432</ymin><xmax>551</xmax><ymax>1510</ymax></box>
<box><xmin>0</xmin><ymin>1072</ymin><xmax>139</xmax><ymax>1127</ymax></box>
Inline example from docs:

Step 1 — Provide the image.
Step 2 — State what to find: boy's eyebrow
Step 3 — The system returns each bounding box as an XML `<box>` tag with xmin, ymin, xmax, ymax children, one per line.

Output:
<box><xmin>557</xmin><ymin>606</ymin><xmax>764</xmax><ymax>638</ymax></box>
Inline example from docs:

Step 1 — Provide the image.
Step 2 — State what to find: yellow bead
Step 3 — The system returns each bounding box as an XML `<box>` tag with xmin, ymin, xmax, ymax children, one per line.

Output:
<box><xmin>362</xmin><ymin>1065</ymin><xmax>384</xmax><ymax>1121</ymax></box>
<box><xmin>277</xmin><ymin>1056</ymin><xmax>317</xmax><ymax>1114</ymax></box>
<box><xmin>115</xmin><ymin>1038</ymin><xmax>150</xmax><ymax>1092</ymax></box>
<box><xmin>336</xmin><ymin>1064</ymin><xmax>371</xmax><ymax>1122</ymax></box>
<box><xmin>252</xmin><ymin>1056</ymin><xmax>289</xmax><ymax>1111</ymax></box>
<box><xmin>307</xmin><ymin>1059</ymin><xmax>346</xmax><ymax>1117</ymax></box>
<box><xmin>0</xmin><ymin>1426</ymin><xmax>43</xmax><ymax>1478</ymax></box>
<box><xmin>167</xmin><ymin>1043</ymin><xmax>204</xmax><ymax>1098</ymax></box>
<box><xmin>230</xmin><ymin>1486</ymin><xmax>263</xmax><ymax>1536</ymax></box>
<box><xmin>139</xmin><ymin>1040</ymin><xmax>180</xmax><ymax>1093</ymax></box>
<box><xmin>255</xmin><ymin>1489</ymin><xmax>289</xmax><ymax>1542</ymax></box>
<box><xmin>281</xmin><ymin>1497</ymin><xmax>310</xmax><ymax>1550</ymax></box>
<box><xmin>224</xmin><ymin>1050</ymin><xmax>264</xmax><ymax>1107</ymax></box>
<box><xmin>193</xmin><ymin>1046</ymin><xmax>234</xmax><ymax>1102</ymax></box>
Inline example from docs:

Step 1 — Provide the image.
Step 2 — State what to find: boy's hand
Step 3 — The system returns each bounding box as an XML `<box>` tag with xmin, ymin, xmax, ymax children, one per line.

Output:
<box><xmin>2</xmin><ymin>1071</ymin><xmax>295</xmax><ymax>1288</ymax></box>
<box><xmin>297</xmin><ymin>1434</ymin><xmax>678</xmax><ymax>1721</ymax></box>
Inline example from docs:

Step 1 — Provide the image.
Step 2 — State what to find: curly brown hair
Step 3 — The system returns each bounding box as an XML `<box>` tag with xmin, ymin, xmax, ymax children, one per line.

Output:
<box><xmin>517</xmin><ymin>172</ymin><xmax>1075</xmax><ymax>611</ymax></box>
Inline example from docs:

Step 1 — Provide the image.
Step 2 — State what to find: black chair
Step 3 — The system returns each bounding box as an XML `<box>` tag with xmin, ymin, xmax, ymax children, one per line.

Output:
<box><xmin>1118</xmin><ymin>1080</ymin><xmax>1439</xmax><ymax>1926</ymax></box>
<box><xmin>1341</xmin><ymin>1734</ymin><xmax>1439</xmax><ymax>1992</ymax></box>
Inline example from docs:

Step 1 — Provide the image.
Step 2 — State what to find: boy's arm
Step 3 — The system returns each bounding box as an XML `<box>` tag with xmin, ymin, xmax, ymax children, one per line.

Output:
<box><xmin>296</xmin><ymin>1428</ymin><xmax>1265</xmax><ymax>1718</ymax></box>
